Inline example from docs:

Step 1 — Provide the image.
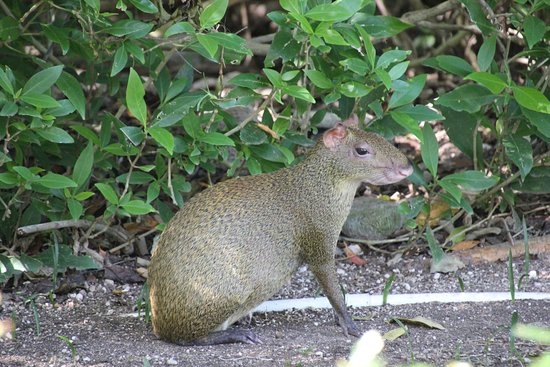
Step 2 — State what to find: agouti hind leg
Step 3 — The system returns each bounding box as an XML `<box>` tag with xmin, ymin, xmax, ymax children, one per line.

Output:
<box><xmin>176</xmin><ymin>330</ymin><xmax>261</xmax><ymax>346</ymax></box>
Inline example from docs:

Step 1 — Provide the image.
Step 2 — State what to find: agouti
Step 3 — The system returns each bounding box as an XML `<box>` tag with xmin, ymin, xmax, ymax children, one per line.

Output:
<box><xmin>148</xmin><ymin>116</ymin><xmax>413</xmax><ymax>345</ymax></box>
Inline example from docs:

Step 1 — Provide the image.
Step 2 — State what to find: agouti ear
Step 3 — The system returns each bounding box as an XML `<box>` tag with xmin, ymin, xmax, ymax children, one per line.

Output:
<box><xmin>342</xmin><ymin>114</ymin><xmax>359</xmax><ymax>127</ymax></box>
<box><xmin>323</xmin><ymin>123</ymin><xmax>348</xmax><ymax>150</ymax></box>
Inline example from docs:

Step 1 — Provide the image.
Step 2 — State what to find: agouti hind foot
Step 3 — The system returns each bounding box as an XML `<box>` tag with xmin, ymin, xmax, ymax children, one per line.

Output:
<box><xmin>176</xmin><ymin>330</ymin><xmax>262</xmax><ymax>346</ymax></box>
<box><xmin>336</xmin><ymin>313</ymin><xmax>362</xmax><ymax>338</ymax></box>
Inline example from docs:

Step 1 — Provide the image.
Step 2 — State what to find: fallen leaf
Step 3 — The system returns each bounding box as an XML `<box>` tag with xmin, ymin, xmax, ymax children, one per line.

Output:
<box><xmin>343</xmin><ymin>244</ymin><xmax>367</xmax><ymax>266</ymax></box>
<box><xmin>451</xmin><ymin>240</ymin><xmax>480</xmax><ymax>252</ymax></box>
<box><xmin>383</xmin><ymin>327</ymin><xmax>407</xmax><ymax>341</ymax></box>
<box><xmin>390</xmin><ymin>316</ymin><xmax>445</xmax><ymax>330</ymax></box>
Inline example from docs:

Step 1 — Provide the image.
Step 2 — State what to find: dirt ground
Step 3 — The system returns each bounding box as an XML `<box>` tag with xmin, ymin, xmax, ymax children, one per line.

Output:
<box><xmin>1</xmin><ymin>250</ymin><xmax>549</xmax><ymax>367</ymax></box>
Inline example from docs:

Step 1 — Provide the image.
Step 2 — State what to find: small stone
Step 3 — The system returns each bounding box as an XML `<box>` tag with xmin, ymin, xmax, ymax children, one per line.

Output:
<box><xmin>167</xmin><ymin>358</ymin><xmax>178</xmax><ymax>365</ymax></box>
<box><xmin>104</xmin><ymin>279</ymin><xmax>115</xmax><ymax>290</ymax></box>
<box><xmin>433</xmin><ymin>273</ymin><xmax>441</xmax><ymax>280</ymax></box>
<box><xmin>528</xmin><ymin>270</ymin><xmax>537</xmax><ymax>279</ymax></box>
<box><xmin>315</xmin><ymin>351</ymin><xmax>324</xmax><ymax>357</ymax></box>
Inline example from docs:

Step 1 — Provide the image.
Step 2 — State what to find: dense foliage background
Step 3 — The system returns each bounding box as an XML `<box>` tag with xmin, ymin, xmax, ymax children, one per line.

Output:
<box><xmin>0</xmin><ymin>0</ymin><xmax>549</xmax><ymax>282</ymax></box>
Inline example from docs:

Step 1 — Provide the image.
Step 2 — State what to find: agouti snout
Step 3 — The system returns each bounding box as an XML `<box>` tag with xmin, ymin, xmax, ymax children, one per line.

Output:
<box><xmin>148</xmin><ymin>116</ymin><xmax>412</xmax><ymax>345</ymax></box>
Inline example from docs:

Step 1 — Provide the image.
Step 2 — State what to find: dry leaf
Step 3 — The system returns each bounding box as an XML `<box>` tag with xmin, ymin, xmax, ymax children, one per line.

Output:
<box><xmin>256</xmin><ymin>122</ymin><xmax>280</xmax><ymax>139</ymax></box>
<box><xmin>383</xmin><ymin>327</ymin><xmax>407</xmax><ymax>341</ymax></box>
<box><xmin>343</xmin><ymin>245</ymin><xmax>367</xmax><ymax>266</ymax></box>
<box><xmin>416</xmin><ymin>198</ymin><xmax>452</xmax><ymax>227</ymax></box>
<box><xmin>391</xmin><ymin>316</ymin><xmax>445</xmax><ymax>330</ymax></box>
<box><xmin>451</xmin><ymin>240</ymin><xmax>480</xmax><ymax>252</ymax></box>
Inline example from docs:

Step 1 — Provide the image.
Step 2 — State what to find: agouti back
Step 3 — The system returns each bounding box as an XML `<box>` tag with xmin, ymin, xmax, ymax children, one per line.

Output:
<box><xmin>148</xmin><ymin>117</ymin><xmax>413</xmax><ymax>345</ymax></box>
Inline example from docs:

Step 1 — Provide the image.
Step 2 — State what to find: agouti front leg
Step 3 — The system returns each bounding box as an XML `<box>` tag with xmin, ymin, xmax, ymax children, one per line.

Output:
<box><xmin>309</xmin><ymin>261</ymin><xmax>361</xmax><ymax>337</ymax></box>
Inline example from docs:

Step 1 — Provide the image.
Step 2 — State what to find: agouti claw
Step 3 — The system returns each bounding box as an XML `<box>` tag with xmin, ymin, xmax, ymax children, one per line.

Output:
<box><xmin>180</xmin><ymin>330</ymin><xmax>262</xmax><ymax>346</ymax></box>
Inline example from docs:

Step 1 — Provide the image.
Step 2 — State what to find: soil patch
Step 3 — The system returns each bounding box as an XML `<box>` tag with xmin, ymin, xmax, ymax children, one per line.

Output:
<box><xmin>1</xmin><ymin>254</ymin><xmax>549</xmax><ymax>367</ymax></box>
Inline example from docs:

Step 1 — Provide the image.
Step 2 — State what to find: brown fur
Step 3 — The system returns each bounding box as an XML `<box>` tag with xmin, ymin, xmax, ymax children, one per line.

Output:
<box><xmin>148</xmin><ymin>121</ymin><xmax>412</xmax><ymax>343</ymax></box>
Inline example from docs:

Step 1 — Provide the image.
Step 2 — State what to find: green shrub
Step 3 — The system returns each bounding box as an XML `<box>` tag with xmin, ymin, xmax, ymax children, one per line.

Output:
<box><xmin>0</xmin><ymin>0</ymin><xmax>548</xmax><ymax>281</ymax></box>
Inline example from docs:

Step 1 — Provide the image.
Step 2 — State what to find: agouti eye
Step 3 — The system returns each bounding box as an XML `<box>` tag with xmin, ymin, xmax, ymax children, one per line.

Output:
<box><xmin>355</xmin><ymin>147</ymin><xmax>371</xmax><ymax>156</ymax></box>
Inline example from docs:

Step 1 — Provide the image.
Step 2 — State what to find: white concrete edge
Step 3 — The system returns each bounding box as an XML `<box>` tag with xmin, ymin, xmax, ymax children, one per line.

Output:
<box><xmin>253</xmin><ymin>292</ymin><xmax>550</xmax><ymax>313</ymax></box>
<box><xmin>122</xmin><ymin>292</ymin><xmax>550</xmax><ymax>317</ymax></box>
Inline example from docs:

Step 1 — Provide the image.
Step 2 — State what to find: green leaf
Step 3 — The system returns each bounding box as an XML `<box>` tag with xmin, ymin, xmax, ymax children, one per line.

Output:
<box><xmin>43</xmin><ymin>24</ymin><xmax>70</xmax><ymax>55</ymax></box>
<box><xmin>13</xmin><ymin>166</ymin><xmax>39</xmax><ymax>182</ymax></box>
<box><xmin>388</xmin><ymin>61</ymin><xmax>409</xmax><ymax>80</ymax></box>
<box><xmin>282</xmin><ymin>85</ymin><xmax>315</xmax><ymax>103</ymax></box>
<box><xmin>70</xmin><ymin>125</ymin><xmax>100</xmax><ymax>145</ymax></box>
<box><xmin>477</xmin><ymin>36</ymin><xmax>496</xmax><ymax>71</ymax></box>
<box><xmin>105</xmin><ymin>20</ymin><xmax>153</xmax><ymax>39</ymax></box>
<box><xmin>436</xmin><ymin>84</ymin><xmax>496</xmax><ymax>113</ymax></box>
<box><xmin>0</xmin><ymin>67</ymin><xmax>15</xmax><ymax>96</ymax></box>
<box><xmin>35</xmin><ymin>126</ymin><xmax>75</xmax><ymax>144</ymax></box>
<box><xmin>95</xmin><ymin>183</ymin><xmax>118</xmax><ymax>205</ymax></box>
<box><xmin>121</xmin><ymin>200</ymin><xmax>157</xmax><ymax>215</ymax></box>
<box><xmin>423</xmin><ymin>55</ymin><xmax>473</xmax><ymax>77</ymax></box>
<box><xmin>126</xmin><ymin>68</ymin><xmax>147</xmax><ymax>125</ymax></box>
<box><xmin>280</xmin><ymin>0</ymin><xmax>306</xmax><ymax>14</ymax></box>
<box><xmin>240</xmin><ymin>123</ymin><xmax>267</xmax><ymax>145</ymax></box>
<box><xmin>111</xmin><ymin>44</ymin><xmax>128</xmax><ymax>76</ymax></box>
<box><xmin>196</xmin><ymin>33</ymin><xmax>219</xmax><ymax>58</ymax></box>
<box><xmin>182</xmin><ymin>113</ymin><xmax>203</xmax><ymax>139</ymax></box>
<box><xmin>20</xmin><ymin>93</ymin><xmax>61</xmax><ymax>109</ymax></box>
<box><xmin>74</xmin><ymin>191</ymin><xmax>95</xmax><ymax>201</ymax></box>
<box><xmin>340</xmin><ymin>58</ymin><xmax>369</xmax><ymax>75</ymax></box>
<box><xmin>199</xmin><ymin>132</ymin><xmax>235</xmax><ymax>146</ymax></box>
<box><xmin>57</xmin><ymin>72</ymin><xmax>86</xmax><ymax>119</ymax></box>
<box><xmin>67</xmin><ymin>198</ymin><xmax>83</xmax><ymax>220</ymax></box>
<box><xmin>352</xmin><ymin>15</ymin><xmax>412</xmax><ymax>37</ymax></box>
<box><xmin>149</xmin><ymin>127</ymin><xmax>175</xmax><ymax>155</ymax></box>
<box><xmin>34</xmin><ymin>244</ymin><xmax>100</xmax><ymax>272</ymax></box>
<box><xmin>72</xmin><ymin>143</ymin><xmax>94</xmax><ymax>189</ymax></box>
<box><xmin>229</xmin><ymin>73</ymin><xmax>269</xmax><ymax>89</ymax></box>
<box><xmin>199</xmin><ymin>0</ymin><xmax>228</xmax><ymax>29</ymax></box>
<box><xmin>459</xmin><ymin>0</ymin><xmax>496</xmax><ymax>36</ymax></box>
<box><xmin>390</xmin><ymin>111</ymin><xmax>422</xmax><ymax>139</ymax></box>
<box><xmin>128</xmin><ymin>0</ymin><xmax>158</xmax><ymax>13</ymax></box>
<box><xmin>202</xmin><ymin>33</ymin><xmax>252</xmax><ymax>56</ymax></box>
<box><xmin>388</xmin><ymin>74</ymin><xmax>426</xmax><ymax>109</ymax></box>
<box><xmin>22</xmin><ymin>65</ymin><xmax>64</xmax><ymax>96</ymax></box>
<box><xmin>503</xmin><ymin>134</ymin><xmax>533</xmax><ymax>179</ymax></box>
<box><xmin>120</xmin><ymin>126</ymin><xmax>145</xmax><ymax>145</ymax></box>
<box><xmin>306</xmin><ymin>0</ymin><xmax>362</xmax><ymax>22</ymax></box>
<box><xmin>249</xmin><ymin>143</ymin><xmax>288</xmax><ymax>163</ymax></box>
<box><xmin>440</xmin><ymin>171</ymin><xmax>499</xmax><ymax>193</ymax></box>
<box><xmin>339</xmin><ymin>81</ymin><xmax>371</xmax><ymax>98</ymax></box>
<box><xmin>38</xmin><ymin>173</ymin><xmax>77</xmax><ymax>189</ymax></box>
<box><xmin>523</xmin><ymin>108</ymin><xmax>550</xmax><ymax>138</ymax></box>
<box><xmin>511</xmin><ymin>86</ymin><xmax>550</xmax><ymax>114</ymax></box>
<box><xmin>304</xmin><ymin>69</ymin><xmax>333</xmax><ymax>89</ymax></box>
<box><xmin>263</xmin><ymin>68</ymin><xmax>283</xmax><ymax>88</ymax></box>
<box><xmin>426</xmin><ymin>226</ymin><xmax>444</xmax><ymax>264</ymax></box>
<box><xmin>421</xmin><ymin>123</ymin><xmax>438</xmax><ymax>178</ymax></box>
<box><xmin>0</xmin><ymin>16</ymin><xmax>20</xmax><ymax>42</ymax></box>
<box><xmin>511</xmin><ymin>166</ymin><xmax>550</xmax><ymax>194</ymax></box>
<box><xmin>164</xmin><ymin>22</ymin><xmax>196</xmax><ymax>37</ymax></box>
<box><xmin>464</xmin><ymin>72</ymin><xmax>507</xmax><ymax>94</ymax></box>
<box><xmin>0</xmin><ymin>101</ymin><xmax>17</xmax><ymax>116</ymax></box>
<box><xmin>395</xmin><ymin>105</ymin><xmax>444</xmax><ymax>122</ymax></box>
<box><xmin>0</xmin><ymin>172</ymin><xmax>18</xmax><ymax>185</ymax></box>
<box><xmin>523</xmin><ymin>15</ymin><xmax>546</xmax><ymax>49</ymax></box>
<box><xmin>377</xmin><ymin>49</ymin><xmax>410</xmax><ymax>69</ymax></box>
<box><xmin>441</xmin><ymin>107</ymin><xmax>483</xmax><ymax>160</ymax></box>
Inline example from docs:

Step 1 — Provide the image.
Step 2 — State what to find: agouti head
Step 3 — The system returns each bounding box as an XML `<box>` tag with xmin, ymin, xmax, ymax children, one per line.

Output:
<box><xmin>313</xmin><ymin>116</ymin><xmax>413</xmax><ymax>186</ymax></box>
